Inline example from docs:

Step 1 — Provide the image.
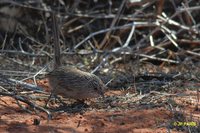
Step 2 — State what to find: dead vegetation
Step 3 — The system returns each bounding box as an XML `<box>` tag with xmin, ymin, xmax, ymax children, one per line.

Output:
<box><xmin>0</xmin><ymin>0</ymin><xmax>200</xmax><ymax>132</ymax></box>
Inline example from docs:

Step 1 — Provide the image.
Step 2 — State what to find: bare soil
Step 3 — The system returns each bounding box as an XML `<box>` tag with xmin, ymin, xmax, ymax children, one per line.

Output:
<box><xmin>0</xmin><ymin>79</ymin><xmax>199</xmax><ymax>133</ymax></box>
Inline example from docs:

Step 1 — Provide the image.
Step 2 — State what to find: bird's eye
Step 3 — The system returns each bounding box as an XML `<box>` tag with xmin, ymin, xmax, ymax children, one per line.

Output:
<box><xmin>94</xmin><ymin>87</ymin><xmax>98</xmax><ymax>90</ymax></box>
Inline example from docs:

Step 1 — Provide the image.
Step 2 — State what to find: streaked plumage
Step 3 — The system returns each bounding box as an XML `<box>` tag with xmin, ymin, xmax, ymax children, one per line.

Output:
<box><xmin>47</xmin><ymin>66</ymin><xmax>105</xmax><ymax>99</ymax></box>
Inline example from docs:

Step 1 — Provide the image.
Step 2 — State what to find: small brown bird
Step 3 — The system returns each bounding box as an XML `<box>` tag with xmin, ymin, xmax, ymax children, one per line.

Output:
<box><xmin>47</xmin><ymin>66</ymin><xmax>105</xmax><ymax>100</ymax></box>
<box><xmin>47</xmin><ymin>14</ymin><xmax>105</xmax><ymax>101</ymax></box>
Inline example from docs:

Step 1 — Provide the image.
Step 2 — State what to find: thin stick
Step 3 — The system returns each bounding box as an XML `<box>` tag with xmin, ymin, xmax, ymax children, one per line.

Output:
<box><xmin>52</xmin><ymin>12</ymin><xmax>61</xmax><ymax>68</ymax></box>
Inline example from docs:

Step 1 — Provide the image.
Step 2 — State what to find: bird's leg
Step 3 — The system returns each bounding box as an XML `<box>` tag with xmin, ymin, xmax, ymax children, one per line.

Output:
<box><xmin>45</xmin><ymin>92</ymin><xmax>54</xmax><ymax>108</ymax></box>
<box><xmin>46</xmin><ymin>92</ymin><xmax>67</xmax><ymax>106</ymax></box>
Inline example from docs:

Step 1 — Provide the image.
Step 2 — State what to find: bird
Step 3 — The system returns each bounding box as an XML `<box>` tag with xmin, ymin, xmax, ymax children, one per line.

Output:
<box><xmin>46</xmin><ymin>66</ymin><xmax>105</xmax><ymax>100</ymax></box>
<box><xmin>46</xmin><ymin>13</ymin><xmax>105</xmax><ymax>102</ymax></box>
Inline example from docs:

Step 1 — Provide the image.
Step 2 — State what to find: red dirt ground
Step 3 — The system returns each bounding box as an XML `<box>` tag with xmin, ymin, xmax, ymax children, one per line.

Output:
<box><xmin>0</xmin><ymin>79</ymin><xmax>199</xmax><ymax>133</ymax></box>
